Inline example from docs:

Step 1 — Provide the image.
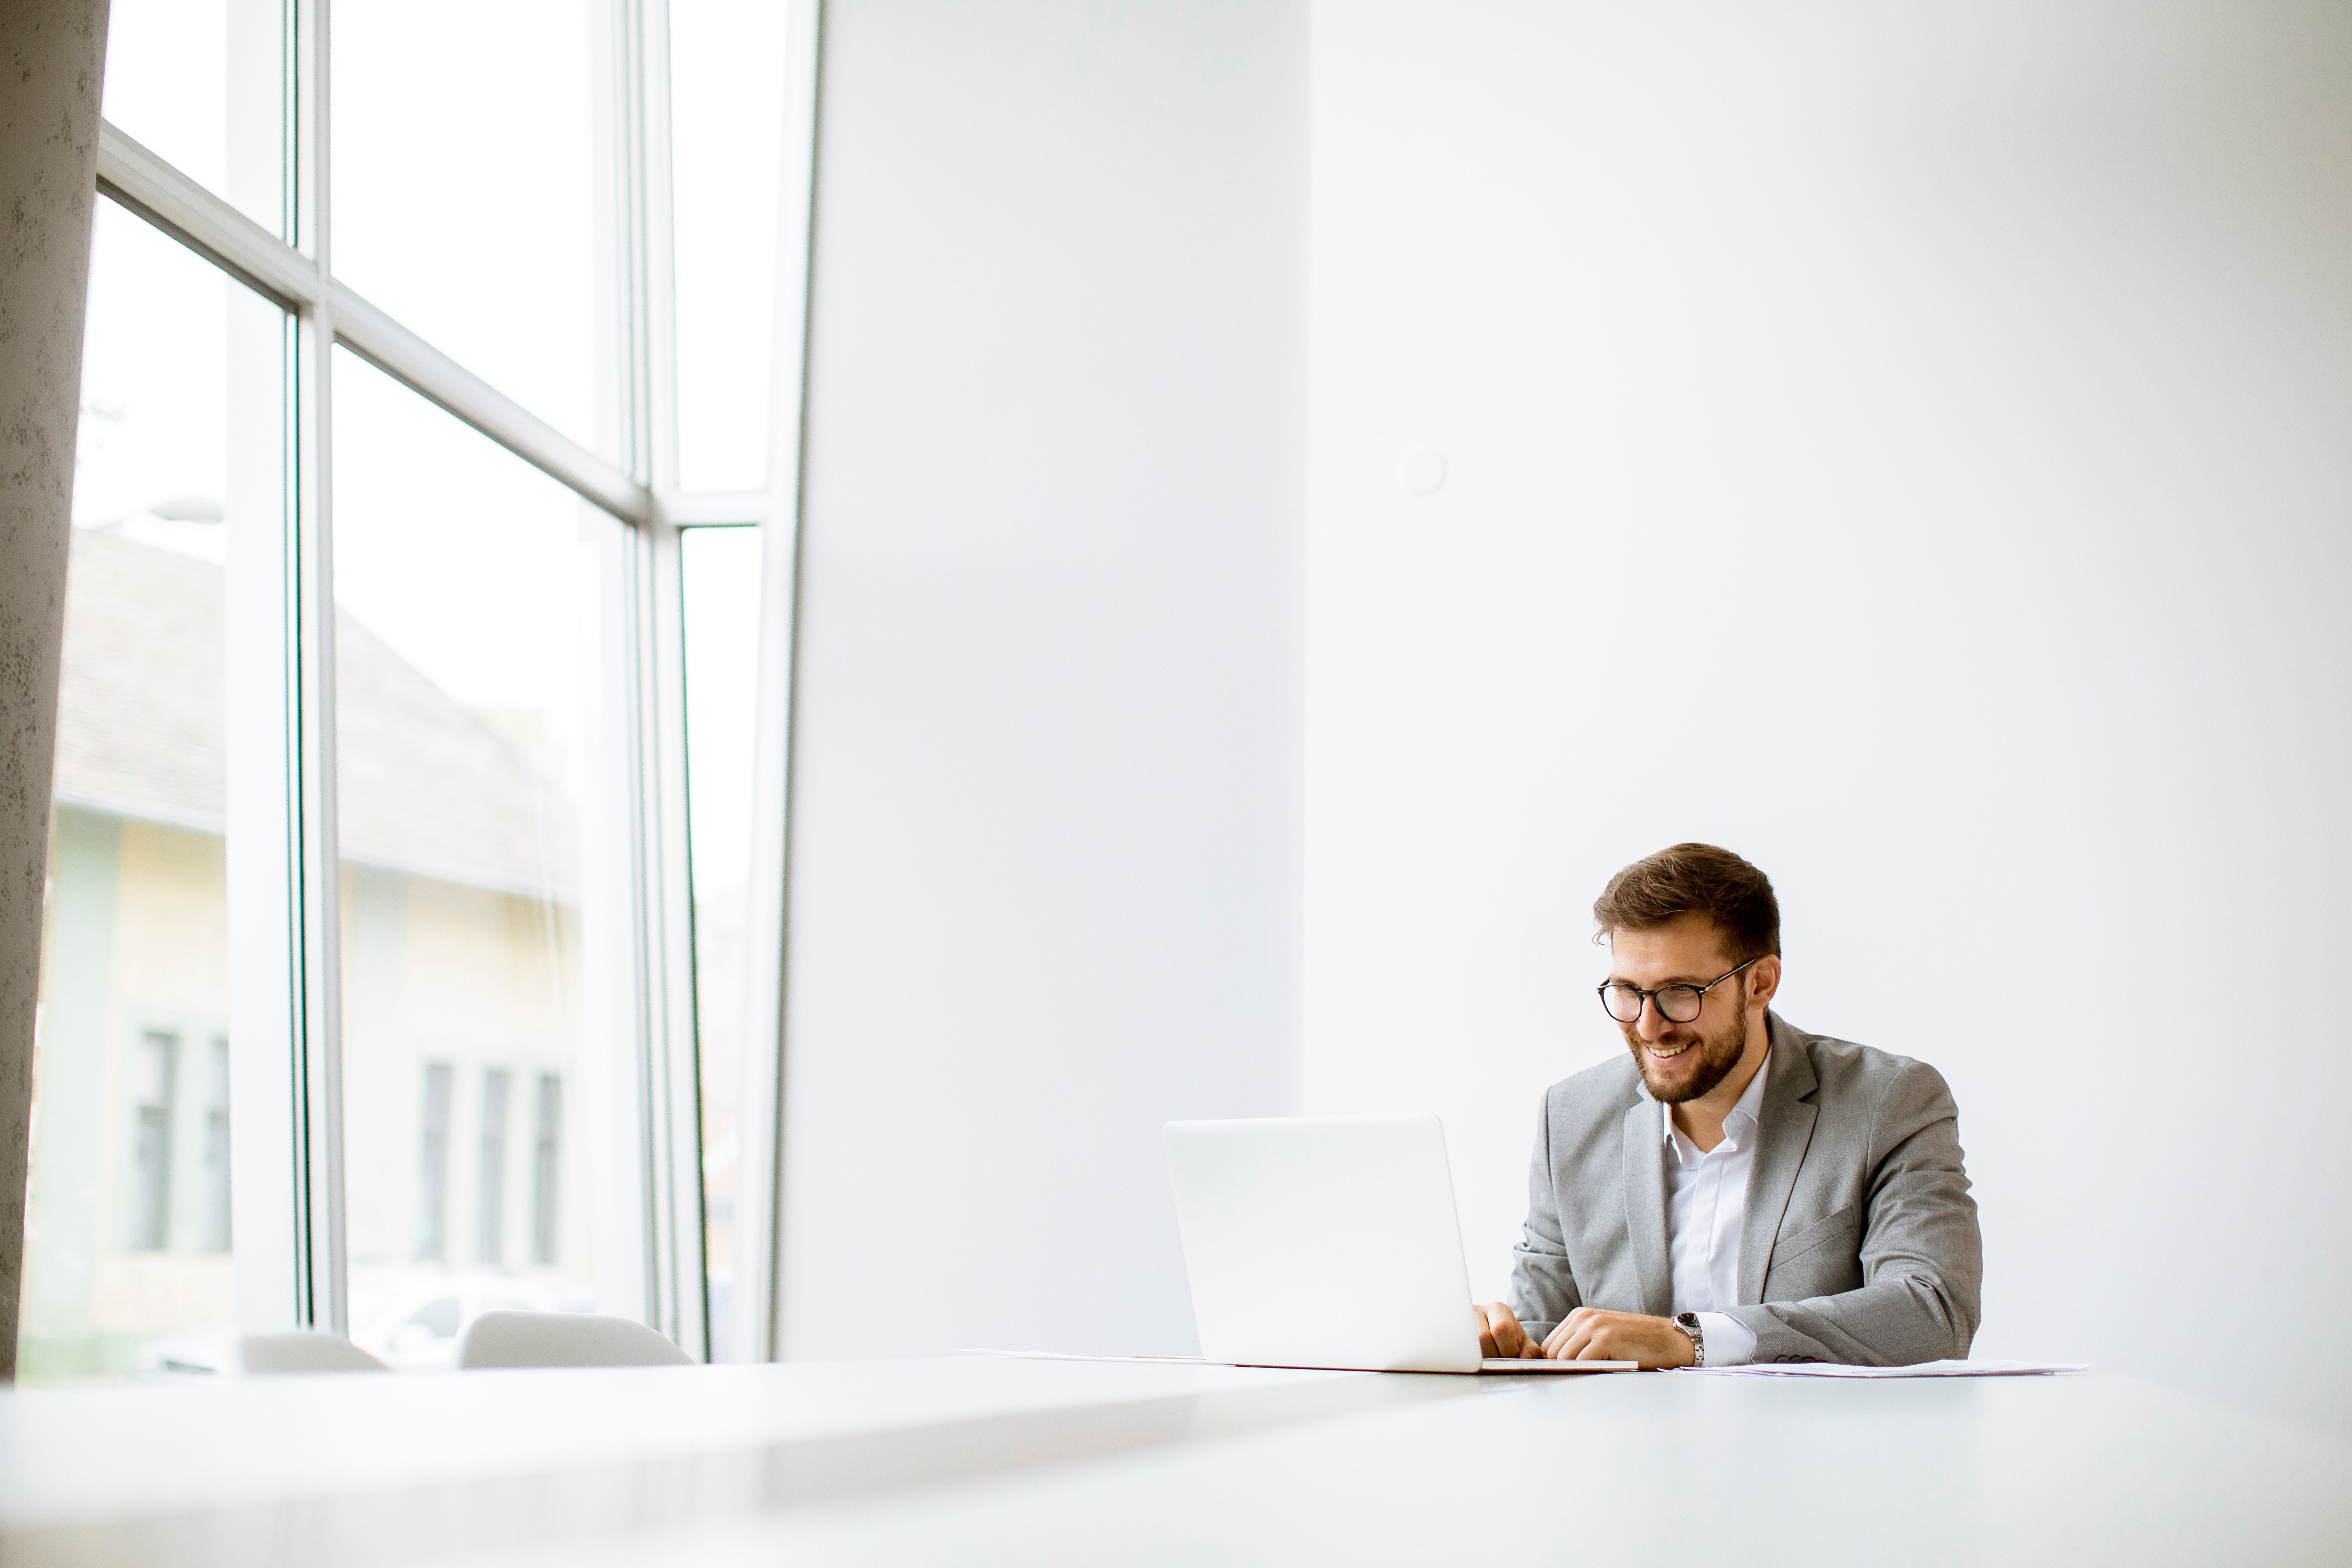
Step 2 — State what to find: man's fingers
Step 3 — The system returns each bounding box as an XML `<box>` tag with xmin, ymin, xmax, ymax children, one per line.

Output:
<box><xmin>1475</xmin><ymin>1303</ymin><xmax>1532</xmax><ymax>1360</ymax></box>
<box><xmin>1539</xmin><ymin>1309</ymin><xmax>1662</xmax><ymax>1363</ymax></box>
<box><xmin>1554</xmin><ymin>1308</ymin><xmax>1618</xmax><ymax>1360</ymax></box>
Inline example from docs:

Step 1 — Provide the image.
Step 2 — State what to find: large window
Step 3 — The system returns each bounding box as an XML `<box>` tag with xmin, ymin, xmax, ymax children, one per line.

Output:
<box><xmin>18</xmin><ymin>0</ymin><xmax>816</xmax><ymax>1380</ymax></box>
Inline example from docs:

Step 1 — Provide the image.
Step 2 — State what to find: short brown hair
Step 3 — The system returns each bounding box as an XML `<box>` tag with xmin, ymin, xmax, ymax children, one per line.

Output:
<box><xmin>1593</xmin><ymin>843</ymin><xmax>1780</xmax><ymax>962</ymax></box>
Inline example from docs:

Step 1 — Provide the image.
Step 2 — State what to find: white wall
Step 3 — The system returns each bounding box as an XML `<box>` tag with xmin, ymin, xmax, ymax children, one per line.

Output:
<box><xmin>780</xmin><ymin>0</ymin><xmax>1306</xmax><ymax>1359</ymax></box>
<box><xmin>1307</xmin><ymin>0</ymin><xmax>2352</xmax><ymax>1433</ymax></box>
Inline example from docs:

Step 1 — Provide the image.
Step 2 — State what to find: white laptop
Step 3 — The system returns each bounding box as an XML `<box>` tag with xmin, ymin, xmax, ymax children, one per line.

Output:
<box><xmin>1165</xmin><ymin>1114</ymin><xmax>1636</xmax><ymax>1375</ymax></box>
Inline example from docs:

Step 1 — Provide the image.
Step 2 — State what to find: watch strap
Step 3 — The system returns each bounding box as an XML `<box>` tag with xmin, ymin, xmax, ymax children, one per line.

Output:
<box><xmin>1673</xmin><ymin>1311</ymin><xmax>1706</xmax><ymax>1367</ymax></box>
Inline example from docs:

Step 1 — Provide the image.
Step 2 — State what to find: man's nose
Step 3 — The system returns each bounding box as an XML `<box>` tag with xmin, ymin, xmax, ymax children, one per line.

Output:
<box><xmin>1637</xmin><ymin>996</ymin><xmax>1676</xmax><ymax>1040</ymax></box>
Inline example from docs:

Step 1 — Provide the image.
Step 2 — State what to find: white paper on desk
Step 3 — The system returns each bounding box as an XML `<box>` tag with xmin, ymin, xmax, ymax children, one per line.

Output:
<box><xmin>1679</xmin><ymin>1358</ymin><xmax>2087</xmax><ymax>1378</ymax></box>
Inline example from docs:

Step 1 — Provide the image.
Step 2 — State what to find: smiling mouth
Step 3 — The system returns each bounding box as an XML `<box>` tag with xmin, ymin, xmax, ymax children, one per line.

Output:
<box><xmin>1646</xmin><ymin>1040</ymin><xmax>1696</xmax><ymax>1061</ymax></box>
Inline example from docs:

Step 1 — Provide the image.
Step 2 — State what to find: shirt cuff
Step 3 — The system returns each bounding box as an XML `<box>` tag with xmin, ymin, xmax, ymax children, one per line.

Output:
<box><xmin>1695</xmin><ymin>1311</ymin><xmax>1757</xmax><ymax>1367</ymax></box>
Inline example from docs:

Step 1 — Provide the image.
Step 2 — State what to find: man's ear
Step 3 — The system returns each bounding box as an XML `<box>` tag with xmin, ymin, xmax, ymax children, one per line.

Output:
<box><xmin>1749</xmin><ymin>954</ymin><xmax>1782</xmax><ymax>1011</ymax></box>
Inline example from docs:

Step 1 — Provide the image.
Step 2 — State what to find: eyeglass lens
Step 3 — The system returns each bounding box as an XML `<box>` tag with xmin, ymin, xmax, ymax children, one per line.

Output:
<box><xmin>1601</xmin><ymin>985</ymin><xmax>1705</xmax><ymax>1024</ymax></box>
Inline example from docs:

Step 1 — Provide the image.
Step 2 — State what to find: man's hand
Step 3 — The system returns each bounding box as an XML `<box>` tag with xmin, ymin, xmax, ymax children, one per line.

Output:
<box><xmin>1541</xmin><ymin>1308</ymin><xmax>1696</xmax><ymax>1369</ymax></box>
<box><xmin>1473</xmin><ymin>1302</ymin><xmax>1541</xmax><ymax>1359</ymax></box>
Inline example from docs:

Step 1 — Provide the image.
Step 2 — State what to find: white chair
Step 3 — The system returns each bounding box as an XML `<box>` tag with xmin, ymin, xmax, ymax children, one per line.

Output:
<box><xmin>454</xmin><ymin>1310</ymin><xmax>694</xmax><ymax>1370</ymax></box>
<box><xmin>234</xmin><ymin>1333</ymin><xmax>391</xmax><ymax>1376</ymax></box>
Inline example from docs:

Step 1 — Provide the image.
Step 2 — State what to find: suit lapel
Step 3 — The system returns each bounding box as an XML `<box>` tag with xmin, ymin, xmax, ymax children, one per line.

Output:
<box><xmin>1737</xmin><ymin>1013</ymin><xmax>1820</xmax><ymax>1305</ymax></box>
<box><xmin>1620</xmin><ymin>1094</ymin><xmax>1672</xmax><ymax>1317</ymax></box>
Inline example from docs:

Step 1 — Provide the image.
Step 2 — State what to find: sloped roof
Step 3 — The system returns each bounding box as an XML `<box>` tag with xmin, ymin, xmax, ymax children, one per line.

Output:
<box><xmin>53</xmin><ymin>531</ymin><xmax>225</xmax><ymax>833</ymax></box>
<box><xmin>54</xmin><ymin>530</ymin><xmax>579</xmax><ymax>901</ymax></box>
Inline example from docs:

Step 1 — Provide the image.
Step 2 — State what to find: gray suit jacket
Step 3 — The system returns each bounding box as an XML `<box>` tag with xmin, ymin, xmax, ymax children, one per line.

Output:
<box><xmin>1506</xmin><ymin>1013</ymin><xmax>1982</xmax><ymax>1365</ymax></box>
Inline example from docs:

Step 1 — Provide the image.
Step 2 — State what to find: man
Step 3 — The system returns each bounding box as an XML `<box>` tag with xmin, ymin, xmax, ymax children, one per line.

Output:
<box><xmin>1474</xmin><ymin>844</ymin><xmax>1981</xmax><ymax>1367</ymax></box>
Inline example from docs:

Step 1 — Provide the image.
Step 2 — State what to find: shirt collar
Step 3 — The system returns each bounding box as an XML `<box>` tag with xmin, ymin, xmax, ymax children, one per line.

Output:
<box><xmin>1661</xmin><ymin>1044</ymin><xmax>1772</xmax><ymax>1154</ymax></box>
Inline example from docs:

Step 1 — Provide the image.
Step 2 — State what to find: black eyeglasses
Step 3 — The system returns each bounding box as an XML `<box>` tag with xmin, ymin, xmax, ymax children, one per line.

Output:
<box><xmin>1597</xmin><ymin>954</ymin><xmax>1764</xmax><ymax>1026</ymax></box>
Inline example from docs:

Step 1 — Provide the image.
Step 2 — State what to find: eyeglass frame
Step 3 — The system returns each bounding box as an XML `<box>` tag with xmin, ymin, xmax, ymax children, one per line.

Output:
<box><xmin>1596</xmin><ymin>953</ymin><xmax>1767</xmax><ymax>1027</ymax></box>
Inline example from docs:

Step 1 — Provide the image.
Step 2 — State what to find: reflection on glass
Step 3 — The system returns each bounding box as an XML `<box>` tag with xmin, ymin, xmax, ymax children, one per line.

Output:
<box><xmin>670</xmin><ymin>0</ymin><xmax>790</xmax><ymax>490</ymax></box>
<box><xmin>17</xmin><ymin>205</ymin><xmax>276</xmax><ymax>1383</ymax></box>
<box><xmin>679</xmin><ymin>526</ymin><xmax>761</xmax><ymax>1359</ymax></box>
<box><xmin>331</xmin><ymin>0</ymin><xmax>603</xmax><ymax>450</ymax></box>
<box><xmin>101</xmin><ymin>0</ymin><xmax>286</xmax><ymax>236</ymax></box>
<box><xmin>333</xmin><ymin>349</ymin><xmax>619</xmax><ymax>1370</ymax></box>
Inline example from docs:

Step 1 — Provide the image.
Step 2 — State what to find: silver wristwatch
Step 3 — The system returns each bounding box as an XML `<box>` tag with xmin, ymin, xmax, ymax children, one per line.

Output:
<box><xmin>1673</xmin><ymin>1311</ymin><xmax>1706</xmax><ymax>1367</ymax></box>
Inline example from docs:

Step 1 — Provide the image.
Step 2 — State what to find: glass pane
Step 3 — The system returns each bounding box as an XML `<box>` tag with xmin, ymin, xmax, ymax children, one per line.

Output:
<box><xmin>19</xmin><ymin>204</ymin><xmax>281</xmax><ymax>1384</ymax></box>
<box><xmin>101</xmin><ymin>0</ymin><xmax>287</xmax><ymax>236</ymax></box>
<box><xmin>332</xmin><ymin>349</ymin><xmax>625</xmax><ymax>1368</ymax></box>
<box><xmin>670</xmin><ymin>0</ymin><xmax>790</xmax><ymax>490</ymax></box>
<box><xmin>331</xmin><ymin>0</ymin><xmax>606</xmax><ymax>450</ymax></box>
<box><xmin>679</xmin><ymin>526</ymin><xmax>762</xmax><ymax>1359</ymax></box>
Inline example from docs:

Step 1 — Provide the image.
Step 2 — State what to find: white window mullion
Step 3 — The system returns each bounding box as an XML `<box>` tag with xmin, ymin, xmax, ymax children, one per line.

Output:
<box><xmin>644</xmin><ymin>0</ymin><xmax>683</xmax><ymax>500</ymax></box>
<box><xmin>290</xmin><ymin>0</ymin><xmax>347</xmax><ymax>1336</ymax></box>
<box><xmin>735</xmin><ymin>0</ymin><xmax>827</xmax><ymax>1365</ymax></box>
<box><xmin>636</xmin><ymin>518</ymin><xmax>710</xmax><ymax>1363</ymax></box>
<box><xmin>578</xmin><ymin>0</ymin><xmax>709</xmax><ymax>1357</ymax></box>
<box><xmin>626</xmin><ymin>0</ymin><xmax>711</xmax><ymax>1361</ymax></box>
<box><xmin>222</xmin><ymin>0</ymin><xmax>306</xmax><ymax>1340</ymax></box>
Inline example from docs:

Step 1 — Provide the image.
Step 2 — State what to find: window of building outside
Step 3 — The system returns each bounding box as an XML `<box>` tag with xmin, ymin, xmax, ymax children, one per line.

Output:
<box><xmin>15</xmin><ymin>203</ymin><xmax>273</xmax><ymax>1381</ymax></box>
<box><xmin>417</xmin><ymin>1063</ymin><xmax>455</xmax><ymax>1265</ymax></box>
<box><xmin>199</xmin><ymin>1036</ymin><xmax>231</xmax><ymax>1253</ymax></box>
<box><xmin>531</xmin><ymin>1072</ymin><xmax>563</xmax><ymax>1266</ymax></box>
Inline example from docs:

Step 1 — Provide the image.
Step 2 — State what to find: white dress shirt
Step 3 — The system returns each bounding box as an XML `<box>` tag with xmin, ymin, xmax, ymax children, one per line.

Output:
<box><xmin>1662</xmin><ymin>1051</ymin><xmax>1768</xmax><ymax>1366</ymax></box>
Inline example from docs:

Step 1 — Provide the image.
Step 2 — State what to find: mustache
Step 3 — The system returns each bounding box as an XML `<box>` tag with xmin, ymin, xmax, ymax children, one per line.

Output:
<box><xmin>1618</xmin><ymin>983</ymin><xmax>1749</xmax><ymax>1105</ymax></box>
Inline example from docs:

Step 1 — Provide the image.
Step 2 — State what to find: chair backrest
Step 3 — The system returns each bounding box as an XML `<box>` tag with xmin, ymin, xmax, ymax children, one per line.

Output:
<box><xmin>236</xmin><ymin>1333</ymin><xmax>391</xmax><ymax>1376</ymax></box>
<box><xmin>454</xmin><ymin>1310</ymin><xmax>694</xmax><ymax>1370</ymax></box>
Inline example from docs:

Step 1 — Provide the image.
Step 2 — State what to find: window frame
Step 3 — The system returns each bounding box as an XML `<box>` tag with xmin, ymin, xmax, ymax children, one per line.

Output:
<box><xmin>68</xmin><ymin>0</ymin><xmax>821</xmax><ymax>1363</ymax></box>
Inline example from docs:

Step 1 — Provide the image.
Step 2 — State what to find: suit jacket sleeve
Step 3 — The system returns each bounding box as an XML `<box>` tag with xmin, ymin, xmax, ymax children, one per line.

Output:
<box><xmin>1726</xmin><ymin>1060</ymin><xmax>1983</xmax><ymax>1365</ymax></box>
<box><xmin>1504</xmin><ymin>1095</ymin><xmax>1582</xmax><ymax>1338</ymax></box>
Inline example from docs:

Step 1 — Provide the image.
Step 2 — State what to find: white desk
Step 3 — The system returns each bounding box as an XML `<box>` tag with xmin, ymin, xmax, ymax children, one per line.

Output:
<box><xmin>3</xmin><ymin>1358</ymin><xmax>2345</xmax><ymax>1566</ymax></box>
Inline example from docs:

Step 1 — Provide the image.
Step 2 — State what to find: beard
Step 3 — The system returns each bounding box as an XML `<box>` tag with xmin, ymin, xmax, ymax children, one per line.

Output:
<box><xmin>1622</xmin><ymin>978</ymin><xmax>1750</xmax><ymax>1105</ymax></box>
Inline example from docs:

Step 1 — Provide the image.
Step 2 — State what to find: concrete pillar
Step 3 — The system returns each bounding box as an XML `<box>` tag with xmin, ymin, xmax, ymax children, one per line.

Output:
<box><xmin>0</xmin><ymin>0</ymin><xmax>110</xmax><ymax>1382</ymax></box>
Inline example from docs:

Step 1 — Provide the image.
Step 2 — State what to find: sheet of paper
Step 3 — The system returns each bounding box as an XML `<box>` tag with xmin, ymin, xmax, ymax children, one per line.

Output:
<box><xmin>1679</xmin><ymin>1358</ymin><xmax>2087</xmax><ymax>1378</ymax></box>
